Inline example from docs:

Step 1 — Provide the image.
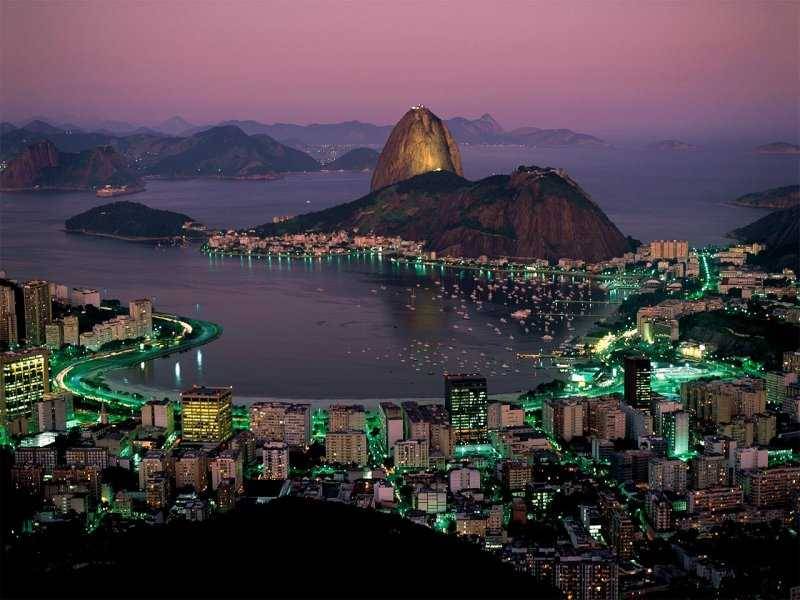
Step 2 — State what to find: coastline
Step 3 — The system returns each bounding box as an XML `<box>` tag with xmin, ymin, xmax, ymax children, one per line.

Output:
<box><xmin>63</xmin><ymin>228</ymin><xmax>181</xmax><ymax>243</ymax></box>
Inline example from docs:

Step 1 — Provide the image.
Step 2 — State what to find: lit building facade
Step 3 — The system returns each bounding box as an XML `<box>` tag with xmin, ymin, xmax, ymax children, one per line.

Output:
<box><xmin>22</xmin><ymin>280</ymin><xmax>51</xmax><ymax>346</ymax></box>
<box><xmin>444</xmin><ymin>374</ymin><xmax>488</xmax><ymax>445</ymax></box>
<box><xmin>180</xmin><ymin>385</ymin><xmax>233</xmax><ymax>443</ymax></box>
<box><xmin>0</xmin><ymin>348</ymin><xmax>50</xmax><ymax>429</ymax></box>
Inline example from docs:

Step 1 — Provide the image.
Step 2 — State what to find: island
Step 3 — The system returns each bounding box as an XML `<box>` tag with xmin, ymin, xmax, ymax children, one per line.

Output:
<box><xmin>754</xmin><ymin>141</ymin><xmax>800</xmax><ymax>155</ymax></box>
<box><xmin>647</xmin><ymin>139</ymin><xmax>699</xmax><ymax>151</ymax></box>
<box><xmin>65</xmin><ymin>200</ymin><xmax>205</xmax><ymax>242</ymax></box>
<box><xmin>731</xmin><ymin>184</ymin><xmax>799</xmax><ymax>209</ymax></box>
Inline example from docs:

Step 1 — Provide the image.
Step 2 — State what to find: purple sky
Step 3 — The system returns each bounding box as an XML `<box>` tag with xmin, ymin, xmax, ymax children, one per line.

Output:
<box><xmin>1</xmin><ymin>1</ymin><xmax>798</xmax><ymax>142</ymax></box>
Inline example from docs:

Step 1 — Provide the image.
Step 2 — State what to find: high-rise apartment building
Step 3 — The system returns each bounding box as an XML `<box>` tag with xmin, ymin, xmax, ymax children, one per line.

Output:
<box><xmin>0</xmin><ymin>285</ymin><xmax>18</xmax><ymax>347</ymax></box>
<box><xmin>262</xmin><ymin>441</ymin><xmax>289</xmax><ymax>480</ymax></box>
<box><xmin>650</xmin><ymin>239</ymin><xmax>689</xmax><ymax>260</ymax></box>
<box><xmin>379</xmin><ymin>402</ymin><xmax>404</xmax><ymax>452</ymax></box>
<box><xmin>210</xmin><ymin>449</ymin><xmax>243</xmax><ymax>491</ymax></box>
<box><xmin>444</xmin><ymin>374</ymin><xmax>488</xmax><ymax>445</ymax></box>
<box><xmin>543</xmin><ymin>397</ymin><xmax>585</xmax><ymax>442</ymax></box>
<box><xmin>325</xmin><ymin>430</ymin><xmax>367</xmax><ymax>465</ymax></box>
<box><xmin>394</xmin><ymin>438</ymin><xmax>429</xmax><ymax>469</ymax></box>
<box><xmin>180</xmin><ymin>385</ymin><xmax>233</xmax><ymax>443</ymax></box>
<box><xmin>22</xmin><ymin>280</ymin><xmax>51</xmax><ymax>346</ymax></box>
<box><xmin>327</xmin><ymin>404</ymin><xmax>365</xmax><ymax>433</ymax></box>
<box><xmin>663</xmin><ymin>410</ymin><xmax>689</xmax><ymax>457</ymax></box>
<box><xmin>174</xmin><ymin>450</ymin><xmax>208</xmax><ymax>492</ymax></box>
<box><xmin>141</xmin><ymin>398</ymin><xmax>175</xmax><ymax>432</ymax></box>
<box><xmin>692</xmin><ymin>453</ymin><xmax>728</xmax><ymax>489</ymax></box>
<box><xmin>249</xmin><ymin>401</ymin><xmax>310</xmax><ymax>447</ymax></box>
<box><xmin>128</xmin><ymin>298</ymin><xmax>153</xmax><ymax>336</ymax></box>
<box><xmin>648</xmin><ymin>457</ymin><xmax>688</xmax><ymax>494</ymax></box>
<box><xmin>61</xmin><ymin>315</ymin><xmax>79</xmax><ymax>346</ymax></box>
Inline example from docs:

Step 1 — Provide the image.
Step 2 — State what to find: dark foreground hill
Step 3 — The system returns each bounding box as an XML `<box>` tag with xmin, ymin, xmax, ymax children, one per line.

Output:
<box><xmin>729</xmin><ymin>205</ymin><xmax>799</xmax><ymax>271</ymax></box>
<box><xmin>731</xmin><ymin>185</ymin><xmax>799</xmax><ymax>209</ymax></box>
<box><xmin>259</xmin><ymin>165</ymin><xmax>631</xmax><ymax>262</ymax></box>
<box><xmin>1</xmin><ymin>497</ymin><xmax>554</xmax><ymax>599</ymax></box>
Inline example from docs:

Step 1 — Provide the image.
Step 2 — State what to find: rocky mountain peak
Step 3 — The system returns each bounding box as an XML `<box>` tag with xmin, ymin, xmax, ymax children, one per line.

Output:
<box><xmin>370</xmin><ymin>106</ymin><xmax>463</xmax><ymax>191</ymax></box>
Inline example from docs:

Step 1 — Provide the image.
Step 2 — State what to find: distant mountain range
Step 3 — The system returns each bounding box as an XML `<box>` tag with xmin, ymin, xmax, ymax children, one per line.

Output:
<box><xmin>4</xmin><ymin>113</ymin><xmax>611</xmax><ymax>149</ymax></box>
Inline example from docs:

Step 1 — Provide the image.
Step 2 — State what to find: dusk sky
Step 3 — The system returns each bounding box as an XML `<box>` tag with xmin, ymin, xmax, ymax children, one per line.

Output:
<box><xmin>1</xmin><ymin>1</ymin><xmax>798</xmax><ymax>143</ymax></box>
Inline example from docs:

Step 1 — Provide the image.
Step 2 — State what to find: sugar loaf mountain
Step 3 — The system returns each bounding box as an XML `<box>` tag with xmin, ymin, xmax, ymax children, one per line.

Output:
<box><xmin>259</xmin><ymin>107</ymin><xmax>630</xmax><ymax>262</ymax></box>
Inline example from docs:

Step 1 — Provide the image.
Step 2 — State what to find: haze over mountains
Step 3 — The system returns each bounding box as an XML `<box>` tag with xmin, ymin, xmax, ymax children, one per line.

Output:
<box><xmin>3</xmin><ymin>112</ymin><xmax>611</xmax><ymax>150</ymax></box>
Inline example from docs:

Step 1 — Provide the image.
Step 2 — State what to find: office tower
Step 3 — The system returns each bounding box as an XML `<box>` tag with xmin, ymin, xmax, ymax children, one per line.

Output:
<box><xmin>249</xmin><ymin>401</ymin><xmax>310</xmax><ymax>447</ymax></box>
<box><xmin>0</xmin><ymin>285</ymin><xmax>18</xmax><ymax>346</ymax></box>
<box><xmin>209</xmin><ymin>449</ymin><xmax>243</xmax><ymax>491</ymax></box>
<box><xmin>393</xmin><ymin>438</ymin><xmax>429</xmax><ymax>469</ymax></box>
<box><xmin>61</xmin><ymin>315</ymin><xmax>79</xmax><ymax>346</ymax></box>
<box><xmin>543</xmin><ymin>397</ymin><xmax>585</xmax><ymax>442</ymax></box>
<box><xmin>624</xmin><ymin>356</ymin><xmax>651</xmax><ymax>409</ymax></box>
<box><xmin>663</xmin><ymin>410</ymin><xmax>689</xmax><ymax>457</ymax></box>
<box><xmin>379</xmin><ymin>402</ymin><xmax>404</xmax><ymax>452</ymax></box>
<box><xmin>36</xmin><ymin>392</ymin><xmax>72</xmax><ymax>432</ymax></box>
<box><xmin>180</xmin><ymin>385</ymin><xmax>233</xmax><ymax>443</ymax></box>
<box><xmin>646</xmin><ymin>492</ymin><xmax>673</xmax><ymax>532</ymax></box>
<box><xmin>141</xmin><ymin>398</ymin><xmax>175</xmax><ymax>432</ymax></box>
<box><xmin>0</xmin><ymin>348</ymin><xmax>50</xmax><ymax>429</ymax></box>
<box><xmin>444</xmin><ymin>374</ymin><xmax>488</xmax><ymax>445</ymax></box>
<box><xmin>648</xmin><ymin>457</ymin><xmax>688</xmax><ymax>494</ymax></box>
<box><xmin>324</xmin><ymin>431</ymin><xmax>367</xmax><ymax>465</ymax></box>
<box><xmin>692</xmin><ymin>453</ymin><xmax>728</xmax><ymax>489</ymax></box>
<box><xmin>128</xmin><ymin>298</ymin><xmax>153</xmax><ymax>335</ymax></box>
<box><xmin>22</xmin><ymin>280</ymin><xmax>51</xmax><ymax>346</ymax></box>
<box><xmin>174</xmin><ymin>450</ymin><xmax>208</xmax><ymax>492</ymax></box>
<box><xmin>262</xmin><ymin>442</ymin><xmax>289</xmax><ymax>480</ymax></box>
<box><xmin>327</xmin><ymin>404</ymin><xmax>365</xmax><ymax>433</ymax></box>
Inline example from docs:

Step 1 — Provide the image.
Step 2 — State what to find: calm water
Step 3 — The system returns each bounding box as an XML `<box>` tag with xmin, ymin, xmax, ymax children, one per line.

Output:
<box><xmin>1</xmin><ymin>146</ymin><xmax>796</xmax><ymax>401</ymax></box>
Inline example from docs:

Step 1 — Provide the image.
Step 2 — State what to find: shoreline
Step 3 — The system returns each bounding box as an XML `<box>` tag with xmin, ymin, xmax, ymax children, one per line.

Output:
<box><xmin>63</xmin><ymin>228</ymin><xmax>181</xmax><ymax>243</ymax></box>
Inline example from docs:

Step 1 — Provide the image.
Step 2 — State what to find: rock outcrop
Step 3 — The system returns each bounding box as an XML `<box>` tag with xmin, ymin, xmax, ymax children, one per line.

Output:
<box><xmin>370</xmin><ymin>106</ymin><xmax>463</xmax><ymax>191</ymax></box>
<box><xmin>260</xmin><ymin>165</ymin><xmax>631</xmax><ymax>262</ymax></box>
